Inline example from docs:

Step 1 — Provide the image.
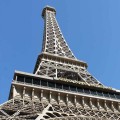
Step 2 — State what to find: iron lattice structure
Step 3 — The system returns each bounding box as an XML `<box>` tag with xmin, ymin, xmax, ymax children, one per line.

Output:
<box><xmin>34</xmin><ymin>6</ymin><xmax>102</xmax><ymax>86</ymax></box>
<box><xmin>0</xmin><ymin>6</ymin><xmax>120</xmax><ymax>120</ymax></box>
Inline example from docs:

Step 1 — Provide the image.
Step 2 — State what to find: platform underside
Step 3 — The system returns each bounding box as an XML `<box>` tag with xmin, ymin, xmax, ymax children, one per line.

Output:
<box><xmin>0</xmin><ymin>98</ymin><xmax>120</xmax><ymax>120</ymax></box>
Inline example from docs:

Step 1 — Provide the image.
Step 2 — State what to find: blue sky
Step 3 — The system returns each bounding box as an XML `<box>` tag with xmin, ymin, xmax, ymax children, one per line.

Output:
<box><xmin>0</xmin><ymin>0</ymin><xmax>120</xmax><ymax>104</ymax></box>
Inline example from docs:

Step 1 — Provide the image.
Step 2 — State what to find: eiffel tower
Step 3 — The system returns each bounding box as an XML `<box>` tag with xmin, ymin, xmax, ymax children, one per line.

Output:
<box><xmin>0</xmin><ymin>6</ymin><xmax>120</xmax><ymax>120</ymax></box>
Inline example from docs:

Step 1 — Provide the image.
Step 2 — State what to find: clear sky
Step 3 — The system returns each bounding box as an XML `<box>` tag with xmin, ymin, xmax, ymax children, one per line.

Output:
<box><xmin>0</xmin><ymin>0</ymin><xmax>120</xmax><ymax>104</ymax></box>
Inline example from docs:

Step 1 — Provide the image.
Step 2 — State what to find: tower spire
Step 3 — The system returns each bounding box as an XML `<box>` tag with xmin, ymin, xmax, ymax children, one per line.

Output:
<box><xmin>42</xmin><ymin>6</ymin><xmax>56</xmax><ymax>18</ymax></box>
<box><xmin>41</xmin><ymin>6</ymin><xmax>75</xmax><ymax>59</ymax></box>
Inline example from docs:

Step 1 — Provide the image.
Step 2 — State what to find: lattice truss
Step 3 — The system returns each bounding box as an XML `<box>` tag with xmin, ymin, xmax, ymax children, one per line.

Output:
<box><xmin>42</xmin><ymin>9</ymin><xmax>75</xmax><ymax>59</ymax></box>
<box><xmin>35</xmin><ymin>7</ymin><xmax>102</xmax><ymax>86</ymax></box>
<box><xmin>35</xmin><ymin>58</ymin><xmax>102</xmax><ymax>86</ymax></box>
<box><xmin>0</xmin><ymin>99</ymin><xmax>120</xmax><ymax>120</ymax></box>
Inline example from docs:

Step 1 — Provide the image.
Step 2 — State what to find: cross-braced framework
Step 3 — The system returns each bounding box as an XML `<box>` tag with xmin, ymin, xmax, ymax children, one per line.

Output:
<box><xmin>0</xmin><ymin>97</ymin><xmax>120</xmax><ymax>120</ymax></box>
<box><xmin>41</xmin><ymin>6</ymin><xmax>75</xmax><ymax>59</ymax></box>
<box><xmin>1</xmin><ymin>5</ymin><xmax>120</xmax><ymax>120</ymax></box>
<box><xmin>34</xmin><ymin>6</ymin><xmax>102</xmax><ymax>86</ymax></box>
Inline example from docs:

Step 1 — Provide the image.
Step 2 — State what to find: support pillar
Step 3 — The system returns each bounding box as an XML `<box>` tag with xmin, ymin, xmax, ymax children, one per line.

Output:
<box><xmin>12</xmin><ymin>85</ymin><xmax>15</xmax><ymax>104</ymax></box>
<box><xmin>89</xmin><ymin>98</ymin><xmax>92</xmax><ymax>109</ymax></box>
<box><xmin>82</xmin><ymin>97</ymin><xmax>85</xmax><ymax>108</ymax></box>
<box><xmin>111</xmin><ymin>102</ymin><xmax>114</xmax><ymax>111</ymax></box>
<box><xmin>97</xmin><ymin>99</ymin><xmax>100</xmax><ymax>110</ymax></box>
<box><xmin>23</xmin><ymin>87</ymin><xmax>26</xmax><ymax>105</ymax></box>
<box><xmin>104</xmin><ymin>100</ymin><xmax>107</xmax><ymax>111</ymax></box>
<box><xmin>41</xmin><ymin>90</ymin><xmax>43</xmax><ymax>102</ymax></box>
<box><xmin>49</xmin><ymin>91</ymin><xmax>52</xmax><ymax>103</ymax></box>
<box><xmin>74</xmin><ymin>95</ymin><xmax>76</xmax><ymax>106</ymax></box>
<box><xmin>66</xmin><ymin>94</ymin><xmax>68</xmax><ymax>106</ymax></box>
<box><xmin>32</xmin><ymin>88</ymin><xmax>34</xmax><ymax>101</ymax></box>
<box><xmin>58</xmin><ymin>93</ymin><xmax>60</xmax><ymax>104</ymax></box>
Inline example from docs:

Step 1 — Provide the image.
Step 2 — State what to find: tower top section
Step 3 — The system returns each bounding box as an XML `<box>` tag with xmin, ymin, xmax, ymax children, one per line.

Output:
<box><xmin>33</xmin><ymin>5</ymin><xmax>104</xmax><ymax>86</ymax></box>
<box><xmin>40</xmin><ymin>5</ymin><xmax>76</xmax><ymax>59</ymax></box>
<box><xmin>42</xmin><ymin>6</ymin><xmax>56</xmax><ymax>18</ymax></box>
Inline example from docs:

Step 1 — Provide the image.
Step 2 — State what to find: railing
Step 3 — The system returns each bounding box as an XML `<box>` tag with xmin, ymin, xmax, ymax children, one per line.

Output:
<box><xmin>13</xmin><ymin>77</ymin><xmax>120</xmax><ymax>101</ymax></box>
